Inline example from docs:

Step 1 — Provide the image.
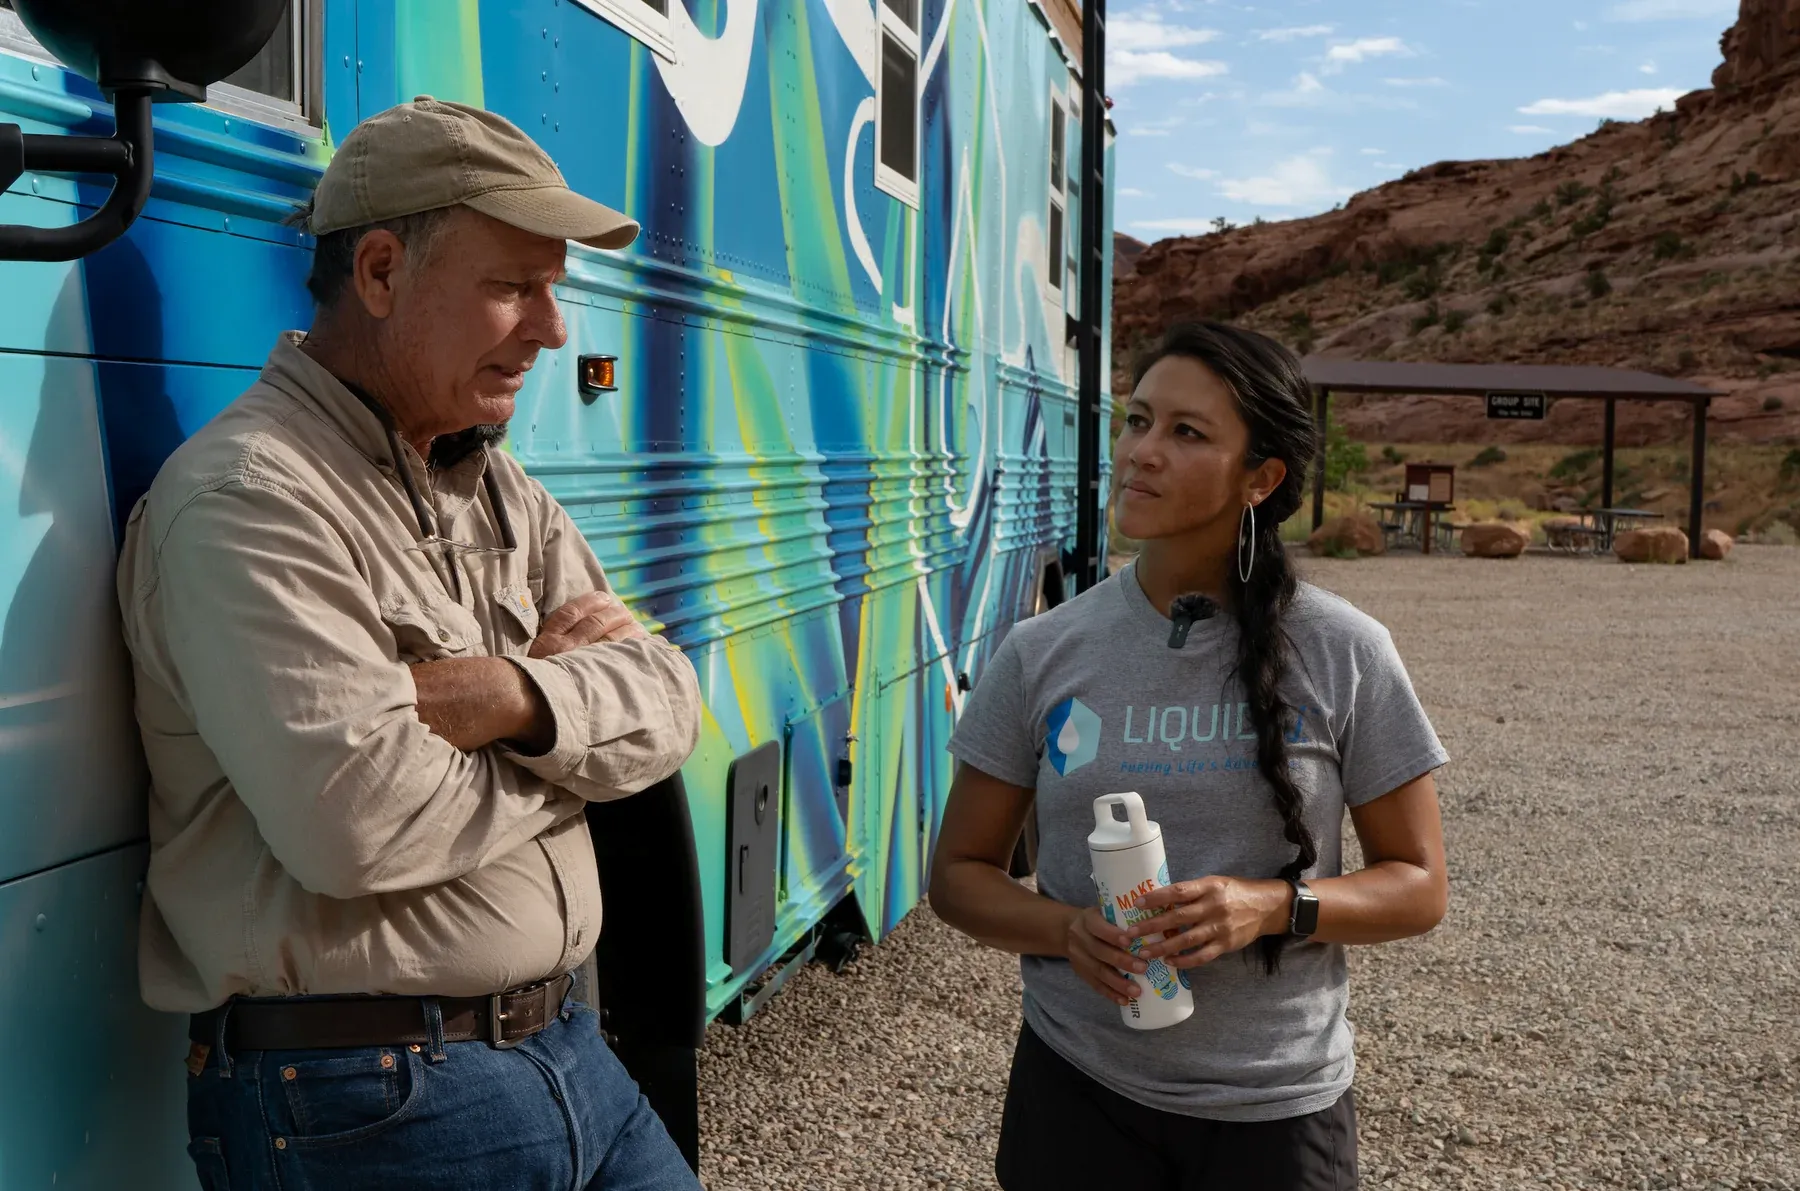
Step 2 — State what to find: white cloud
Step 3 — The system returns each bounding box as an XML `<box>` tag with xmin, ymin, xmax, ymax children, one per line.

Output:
<box><xmin>1261</xmin><ymin>71</ymin><xmax>1330</xmax><ymax>106</ymax></box>
<box><xmin>1518</xmin><ymin>88</ymin><xmax>1686</xmax><ymax>118</ymax></box>
<box><xmin>1109</xmin><ymin>13</ymin><xmax>1222</xmax><ymax>52</ymax></box>
<box><xmin>1258</xmin><ymin>24</ymin><xmax>1335</xmax><ymax>41</ymax></box>
<box><xmin>1640</xmin><ymin>60</ymin><xmax>1659</xmax><ymax>74</ymax></box>
<box><xmin>1360</xmin><ymin>147</ymin><xmax>1387</xmax><ymax>155</ymax></box>
<box><xmin>1374</xmin><ymin>161</ymin><xmax>1407</xmax><ymax>170</ymax></box>
<box><xmin>1385</xmin><ymin>76</ymin><xmax>1448</xmax><ymax>87</ymax></box>
<box><xmin>1130</xmin><ymin>217</ymin><xmax>1232</xmax><ymax>234</ymax></box>
<box><xmin>1110</xmin><ymin>50</ymin><xmax>1230</xmax><ymax>86</ymax></box>
<box><xmin>1325</xmin><ymin>37</ymin><xmax>1411</xmax><ymax>68</ymax></box>
<box><xmin>1118</xmin><ymin>187</ymin><xmax>1153</xmax><ymax>198</ymax></box>
<box><xmin>1606</xmin><ymin>0</ymin><xmax>1735</xmax><ymax>20</ymax></box>
<box><xmin>1574</xmin><ymin>19</ymin><xmax>1590</xmax><ymax>29</ymax></box>
<box><xmin>1126</xmin><ymin>114</ymin><xmax>1185</xmax><ymax>138</ymax></box>
<box><xmin>1508</xmin><ymin>124</ymin><xmax>1557</xmax><ymax>134</ymax></box>
<box><xmin>1167</xmin><ymin>163</ymin><xmax>1220</xmax><ymax>179</ymax></box>
<box><xmin>1217</xmin><ymin>150</ymin><xmax>1354</xmax><ymax>208</ymax></box>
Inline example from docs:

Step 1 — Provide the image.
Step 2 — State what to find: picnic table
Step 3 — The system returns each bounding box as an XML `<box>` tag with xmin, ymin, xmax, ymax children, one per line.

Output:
<box><xmin>1582</xmin><ymin>507</ymin><xmax>1663</xmax><ymax>551</ymax></box>
<box><xmin>1368</xmin><ymin>500</ymin><xmax>1457</xmax><ymax>555</ymax></box>
<box><xmin>1543</xmin><ymin>508</ymin><xmax>1664</xmax><ymax>554</ymax></box>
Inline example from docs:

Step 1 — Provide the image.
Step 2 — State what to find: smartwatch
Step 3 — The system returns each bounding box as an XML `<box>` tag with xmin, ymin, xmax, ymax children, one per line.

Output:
<box><xmin>1287</xmin><ymin>879</ymin><xmax>1319</xmax><ymax>939</ymax></box>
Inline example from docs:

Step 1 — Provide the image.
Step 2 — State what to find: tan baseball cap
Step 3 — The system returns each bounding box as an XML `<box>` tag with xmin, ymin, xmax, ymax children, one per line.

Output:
<box><xmin>308</xmin><ymin>95</ymin><xmax>639</xmax><ymax>250</ymax></box>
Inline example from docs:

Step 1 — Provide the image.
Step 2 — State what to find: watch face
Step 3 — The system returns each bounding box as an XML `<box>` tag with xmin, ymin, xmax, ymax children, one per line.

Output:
<box><xmin>1292</xmin><ymin>893</ymin><xmax>1320</xmax><ymax>936</ymax></box>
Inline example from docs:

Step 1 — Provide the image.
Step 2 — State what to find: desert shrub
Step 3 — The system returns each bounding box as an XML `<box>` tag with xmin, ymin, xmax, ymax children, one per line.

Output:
<box><xmin>1472</xmin><ymin>446</ymin><xmax>1508</xmax><ymax>467</ymax></box>
<box><xmin>1556</xmin><ymin>180</ymin><xmax>1592</xmax><ymax>207</ymax></box>
<box><xmin>1381</xmin><ymin>445</ymin><xmax>1407</xmax><ymax>464</ymax></box>
<box><xmin>1551</xmin><ymin>448</ymin><xmax>1600</xmax><ymax>479</ymax></box>
<box><xmin>1324</xmin><ymin>420</ymin><xmax>1369</xmax><ymax>491</ymax></box>
<box><xmin>1585</xmin><ymin>267</ymin><xmax>1613</xmax><ymax>298</ymax></box>
<box><xmin>1652</xmin><ymin>231</ymin><xmax>1686</xmax><ymax>260</ymax></box>
<box><xmin>1764</xmin><ymin>395</ymin><xmax>1785</xmax><ymax>412</ymax></box>
<box><xmin>1781</xmin><ymin>448</ymin><xmax>1800</xmax><ymax>485</ymax></box>
<box><xmin>1411</xmin><ymin>302</ymin><xmax>1442</xmax><ymax>333</ymax></box>
<box><xmin>1443</xmin><ymin>309</ymin><xmax>1469</xmax><ymax>333</ymax></box>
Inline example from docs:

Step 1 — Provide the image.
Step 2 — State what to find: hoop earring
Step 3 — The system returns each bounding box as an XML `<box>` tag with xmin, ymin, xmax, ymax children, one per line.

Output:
<box><xmin>1238</xmin><ymin>502</ymin><xmax>1257</xmax><ymax>584</ymax></box>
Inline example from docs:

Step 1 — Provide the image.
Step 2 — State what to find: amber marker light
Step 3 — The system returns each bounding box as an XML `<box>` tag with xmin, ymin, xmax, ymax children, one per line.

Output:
<box><xmin>577</xmin><ymin>354</ymin><xmax>618</xmax><ymax>401</ymax></box>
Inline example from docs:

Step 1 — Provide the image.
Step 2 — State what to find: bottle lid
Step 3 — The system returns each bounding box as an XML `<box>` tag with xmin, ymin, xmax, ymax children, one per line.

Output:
<box><xmin>1088</xmin><ymin>792</ymin><xmax>1161</xmax><ymax>852</ymax></box>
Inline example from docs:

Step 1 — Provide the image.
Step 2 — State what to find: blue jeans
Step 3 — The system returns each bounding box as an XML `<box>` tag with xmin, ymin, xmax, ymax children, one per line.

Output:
<box><xmin>186</xmin><ymin>998</ymin><xmax>700</xmax><ymax>1191</ymax></box>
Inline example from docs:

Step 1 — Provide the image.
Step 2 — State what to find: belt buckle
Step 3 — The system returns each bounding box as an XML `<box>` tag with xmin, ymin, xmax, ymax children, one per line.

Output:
<box><xmin>488</xmin><ymin>991</ymin><xmax>526</xmax><ymax>1050</ymax></box>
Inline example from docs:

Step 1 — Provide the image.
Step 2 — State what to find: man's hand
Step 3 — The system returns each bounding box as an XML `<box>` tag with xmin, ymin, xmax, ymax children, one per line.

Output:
<box><xmin>529</xmin><ymin>591</ymin><xmax>647</xmax><ymax>658</ymax></box>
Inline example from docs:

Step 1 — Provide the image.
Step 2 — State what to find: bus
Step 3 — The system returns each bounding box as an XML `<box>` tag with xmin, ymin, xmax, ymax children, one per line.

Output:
<box><xmin>0</xmin><ymin>0</ymin><xmax>1113</xmax><ymax>1182</ymax></box>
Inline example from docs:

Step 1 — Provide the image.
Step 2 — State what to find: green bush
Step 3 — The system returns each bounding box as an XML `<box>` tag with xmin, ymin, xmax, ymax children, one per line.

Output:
<box><xmin>1487</xmin><ymin>293</ymin><xmax>1509</xmax><ymax>316</ymax></box>
<box><xmin>1411</xmin><ymin>302</ymin><xmax>1442</xmax><ymax>334</ymax></box>
<box><xmin>1585</xmin><ymin>267</ymin><xmax>1613</xmax><ymax>298</ymax></box>
<box><xmin>1781</xmin><ymin>448</ymin><xmax>1800</xmax><ymax>485</ymax></box>
<box><xmin>1677</xmin><ymin>348</ymin><xmax>1700</xmax><ymax>371</ymax></box>
<box><xmin>1472</xmin><ymin>446</ymin><xmax>1508</xmax><ymax>467</ymax></box>
<box><xmin>1403</xmin><ymin>268</ymin><xmax>1443</xmax><ymax>301</ymax></box>
<box><xmin>1323</xmin><ymin>419</ymin><xmax>1369</xmax><ymax>492</ymax></box>
<box><xmin>1551</xmin><ymin>448</ymin><xmax>1600</xmax><ymax>479</ymax></box>
<box><xmin>1556</xmin><ymin>180</ymin><xmax>1592</xmax><ymax>208</ymax></box>
<box><xmin>1381</xmin><ymin>445</ymin><xmax>1407</xmax><ymax>464</ymax></box>
<box><xmin>1443</xmin><ymin>309</ymin><xmax>1469</xmax><ymax>333</ymax></box>
<box><xmin>1652</xmin><ymin>231</ymin><xmax>1686</xmax><ymax>260</ymax></box>
<box><xmin>1764</xmin><ymin>395</ymin><xmax>1785</xmax><ymax>412</ymax></box>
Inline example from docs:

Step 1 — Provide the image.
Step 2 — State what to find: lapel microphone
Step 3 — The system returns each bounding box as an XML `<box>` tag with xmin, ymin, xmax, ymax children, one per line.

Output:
<box><xmin>1168</xmin><ymin>593</ymin><xmax>1219</xmax><ymax>649</ymax></box>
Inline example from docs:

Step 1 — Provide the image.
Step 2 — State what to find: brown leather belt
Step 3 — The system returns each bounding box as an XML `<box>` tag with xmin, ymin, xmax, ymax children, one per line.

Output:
<box><xmin>189</xmin><ymin>974</ymin><xmax>574</xmax><ymax>1052</ymax></box>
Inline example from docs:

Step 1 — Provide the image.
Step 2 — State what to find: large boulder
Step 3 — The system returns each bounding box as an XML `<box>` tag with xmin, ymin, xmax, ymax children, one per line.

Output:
<box><xmin>1308</xmin><ymin>514</ymin><xmax>1385</xmax><ymax>558</ymax></box>
<box><xmin>1700</xmin><ymin>528</ymin><xmax>1735</xmax><ymax>560</ymax></box>
<box><xmin>1460</xmin><ymin>521</ymin><xmax>1530</xmax><ymax>558</ymax></box>
<box><xmin>1615</xmin><ymin>526</ymin><xmax>1690</xmax><ymax>564</ymax></box>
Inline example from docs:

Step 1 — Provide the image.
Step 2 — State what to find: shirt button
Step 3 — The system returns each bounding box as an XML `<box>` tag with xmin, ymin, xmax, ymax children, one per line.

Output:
<box><xmin>436</xmin><ymin>628</ymin><xmax>450</xmax><ymax>642</ymax></box>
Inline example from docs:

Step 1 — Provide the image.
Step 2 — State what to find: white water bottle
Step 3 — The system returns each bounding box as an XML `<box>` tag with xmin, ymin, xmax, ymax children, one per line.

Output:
<box><xmin>1087</xmin><ymin>792</ymin><xmax>1195</xmax><ymax>1030</ymax></box>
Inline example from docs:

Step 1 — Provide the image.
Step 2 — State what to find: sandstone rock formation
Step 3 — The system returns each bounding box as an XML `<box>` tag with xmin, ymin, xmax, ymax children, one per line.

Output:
<box><xmin>1461</xmin><ymin>522</ymin><xmax>1532</xmax><ymax>558</ymax></box>
<box><xmin>1112</xmin><ymin>0</ymin><xmax>1800</xmax><ymax>449</ymax></box>
<box><xmin>1615</xmin><ymin>525</ymin><xmax>1692</xmax><ymax>563</ymax></box>
<box><xmin>1308</xmin><ymin>513</ymin><xmax>1386</xmax><ymax>557</ymax></box>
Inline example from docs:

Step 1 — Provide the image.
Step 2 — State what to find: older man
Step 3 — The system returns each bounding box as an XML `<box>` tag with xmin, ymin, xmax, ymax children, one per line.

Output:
<box><xmin>116</xmin><ymin>97</ymin><xmax>704</xmax><ymax>1190</ymax></box>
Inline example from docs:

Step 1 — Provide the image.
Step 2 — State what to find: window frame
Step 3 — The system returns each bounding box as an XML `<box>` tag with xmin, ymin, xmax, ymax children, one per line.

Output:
<box><xmin>873</xmin><ymin>0</ymin><xmax>921</xmax><ymax>209</ymax></box>
<box><xmin>1045</xmin><ymin>88</ymin><xmax>1067</xmax><ymax>293</ymax></box>
<box><xmin>571</xmin><ymin>0</ymin><xmax>677</xmax><ymax>63</ymax></box>
<box><xmin>0</xmin><ymin>0</ymin><xmax>322</xmax><ymax>136</ymax></box>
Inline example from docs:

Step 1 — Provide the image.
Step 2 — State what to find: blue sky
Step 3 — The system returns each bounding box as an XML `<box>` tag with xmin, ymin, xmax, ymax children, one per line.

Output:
<box><xmin>1106</xmin><ymin>0</ymin><xmax>1739</xmax><ymax>239</ymax></box>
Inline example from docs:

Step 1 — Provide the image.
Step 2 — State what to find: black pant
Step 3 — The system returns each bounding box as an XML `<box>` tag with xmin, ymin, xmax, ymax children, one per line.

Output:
<box><xmin>996</xmin><ymin>1023</ymin><xmax>1359</xmax><ymax>1191</ymax></box>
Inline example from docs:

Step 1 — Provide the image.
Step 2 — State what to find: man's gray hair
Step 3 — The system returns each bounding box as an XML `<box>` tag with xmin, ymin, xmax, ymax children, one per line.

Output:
<box><xmin>284</xmin><ymin>195</ymin><xmax>453</xmax><ymax>308</ymax></box>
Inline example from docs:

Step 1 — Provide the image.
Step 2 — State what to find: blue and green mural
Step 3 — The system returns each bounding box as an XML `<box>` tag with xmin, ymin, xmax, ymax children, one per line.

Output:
<box><xmin>0</xmin><ymin>1</ymin><xmax>1113</xmax><ymax>1184</ymax></box>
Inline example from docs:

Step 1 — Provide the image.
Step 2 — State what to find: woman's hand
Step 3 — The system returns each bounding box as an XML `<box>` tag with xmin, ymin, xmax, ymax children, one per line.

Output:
<box><xmin>1062</xmin><ymin>905</ymin><xmax>1151</xmax><ymax>1007</ymax></box>
<box><xmin>1128</xmin><ymin>877</ymin><xmax>1290</xmax><ymax>969</ymax></box>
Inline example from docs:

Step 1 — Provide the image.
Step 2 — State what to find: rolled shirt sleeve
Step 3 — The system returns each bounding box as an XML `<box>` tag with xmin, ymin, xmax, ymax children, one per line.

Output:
<box><xmin>499</xmin><ymin>493</ymin><xmax>702</xmax><ymax>800</ymax></box>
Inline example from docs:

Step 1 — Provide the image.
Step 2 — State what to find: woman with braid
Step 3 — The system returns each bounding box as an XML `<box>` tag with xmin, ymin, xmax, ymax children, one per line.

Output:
<box><xmin>930</xmin><ymin>322</ymin><xmax>1449</xmax><ymax>1191</ymax></box>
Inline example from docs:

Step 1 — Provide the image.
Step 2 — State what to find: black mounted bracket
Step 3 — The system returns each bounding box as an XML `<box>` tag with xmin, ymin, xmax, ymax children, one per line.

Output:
<box><xmin>0</xmin><ymin>88</ymin><xmax>155</xmax><ymax>262</ymax></box>
<box><xmin>0</xmin><ymin>0</ymin><xmax>289</xmax><ymax>263</ymax></box>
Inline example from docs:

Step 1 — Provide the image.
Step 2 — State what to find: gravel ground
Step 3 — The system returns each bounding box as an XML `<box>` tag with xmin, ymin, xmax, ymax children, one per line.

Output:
<box><xmin>698</xmin><ymin>547</ymin><xmax>1800</xmax><ymax>1191</ymax></box>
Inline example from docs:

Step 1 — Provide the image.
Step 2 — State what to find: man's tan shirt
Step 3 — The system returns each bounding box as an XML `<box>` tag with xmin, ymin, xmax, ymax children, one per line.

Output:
<box><xmin>117</xmin><ymin>334</ymin><xmax>701</xmax><ymax>1013</ymax></box>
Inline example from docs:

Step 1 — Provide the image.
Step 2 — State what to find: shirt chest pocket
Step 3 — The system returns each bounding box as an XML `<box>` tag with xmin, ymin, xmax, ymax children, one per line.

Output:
<box><xmin>491</xmin><ymin>583</ymin><xmax>541</xmax><ymax>654</ymax></box>
<box><xmin>379</xmin><ymin>598</ymin><xmax>483</xmax><ymax>663</ymax></box>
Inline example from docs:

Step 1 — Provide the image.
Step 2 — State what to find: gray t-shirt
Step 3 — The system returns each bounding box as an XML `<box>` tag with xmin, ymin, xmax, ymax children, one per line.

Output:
<box><xmin>948</xmin><ymin>563</ymin><xmax>1448</xmax><ymax>1122</ymax></box>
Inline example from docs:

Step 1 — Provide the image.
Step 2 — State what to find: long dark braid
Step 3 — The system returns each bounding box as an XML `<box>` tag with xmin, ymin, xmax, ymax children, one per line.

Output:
<box><xmin>1132</xmin><ymin>323</ymin><xmax>1321</xmax><ymax>975</ymax></box>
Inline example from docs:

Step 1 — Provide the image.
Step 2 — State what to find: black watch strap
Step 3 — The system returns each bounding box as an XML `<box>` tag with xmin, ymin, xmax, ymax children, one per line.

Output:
<box><xmin>1288</xmin><ymin>879</ymin><xmax>1319</xmax><ymax>938</ymax></box>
